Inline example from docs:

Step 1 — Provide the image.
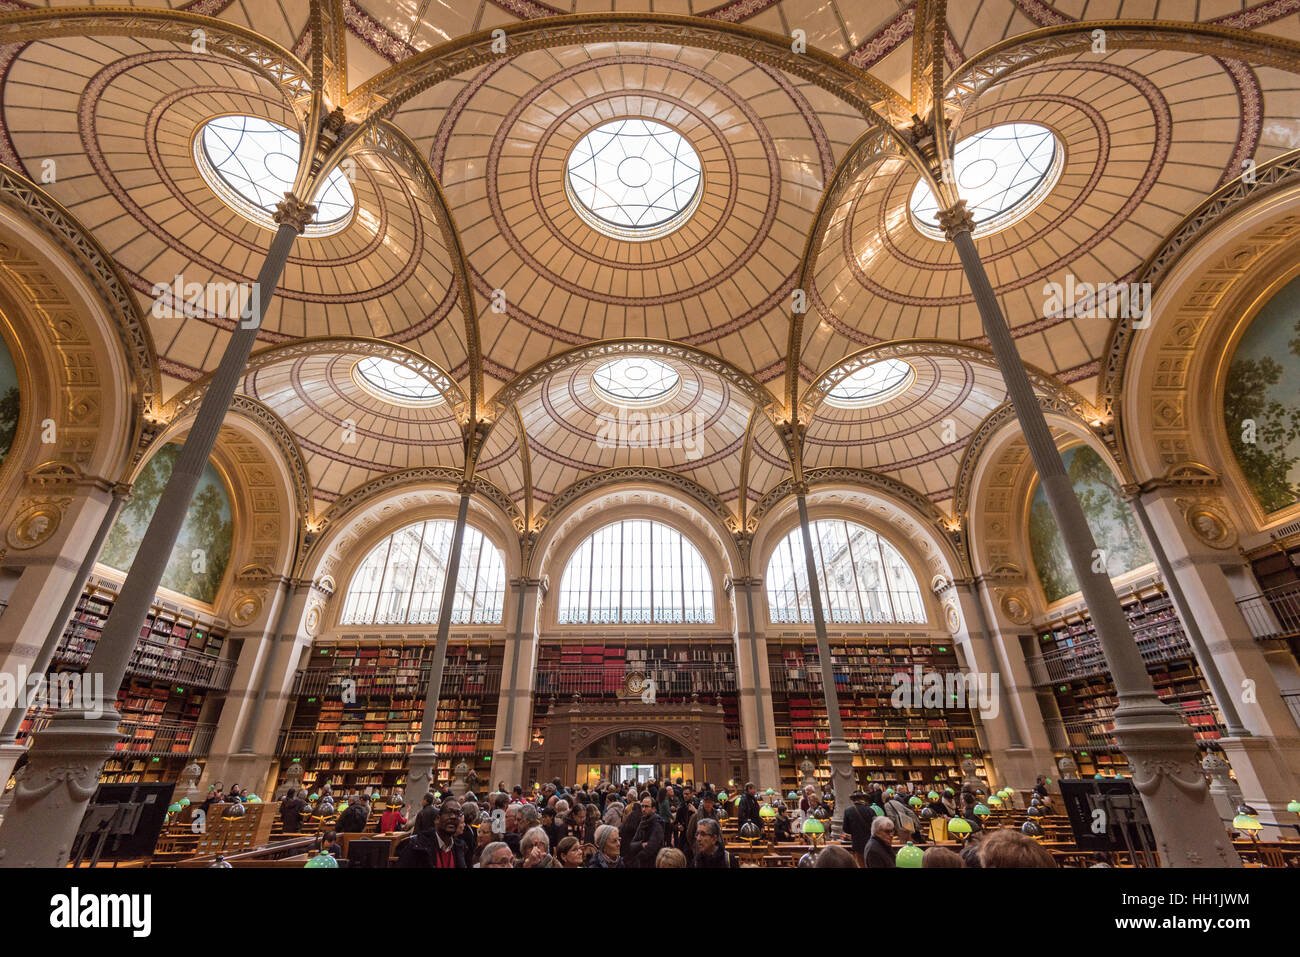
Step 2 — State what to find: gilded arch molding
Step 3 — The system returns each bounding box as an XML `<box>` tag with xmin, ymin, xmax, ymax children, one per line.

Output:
<box><xmin>343</xmin><ymin>13</ymin><xmax>911</xmax><ymax>130</ymax></box>
<box><xmin>1101</xmin><ymin>148</ymin><xmax>1300</xmax><ymax>409</ymax></box>
<box><xmin>535</xmin><ymin>467</ymin><xmax>738</xmax><ymax>542</ymax></box>
<box><xmin>944</xmin><ymin>19</ymin><xmax>1300</xmax><ymax>129</ymax></box>
<box><xmin>0</xmin><ymin>7</ymin><xmax>313</xmax><ymax>115</ymax></box>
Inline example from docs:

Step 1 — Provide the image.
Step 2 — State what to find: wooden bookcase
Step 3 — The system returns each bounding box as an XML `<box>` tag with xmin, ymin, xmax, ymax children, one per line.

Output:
<box><xmin>278</xmin><ymin>639</ymin><xmax>502</xmax><ymax>793</ymax></box>
<box><xmin>1035</xmin><ymin>584</ymin><xmax>1224</xmax><ymax>777</ymax></box>
<box><xmin>767</xmin><ymin>634</ymin><xmax>985</xmax><ymax>795</ymax></box>
<box><xmin>18</xmin><ymin>580</ymin><xmax>229</xmax><ymax>784</ymax></box>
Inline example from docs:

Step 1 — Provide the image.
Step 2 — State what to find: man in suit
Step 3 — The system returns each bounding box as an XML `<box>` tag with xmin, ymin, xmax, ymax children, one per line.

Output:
<box><xmin>864</xmin><ymin>815</ymin><xmax>897</xmax><ymax>868</ymax></box>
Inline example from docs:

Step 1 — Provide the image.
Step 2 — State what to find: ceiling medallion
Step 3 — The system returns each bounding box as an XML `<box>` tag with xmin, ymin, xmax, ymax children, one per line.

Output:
<box><xmin>565</xmin><ymin>119</ymin><xmax>703</xmax><ymax>241</ymax></box>
<box><xmin>910</xmin><ymin>122</ymin><xmax>1063</xmax><ymax>240</ymax></box>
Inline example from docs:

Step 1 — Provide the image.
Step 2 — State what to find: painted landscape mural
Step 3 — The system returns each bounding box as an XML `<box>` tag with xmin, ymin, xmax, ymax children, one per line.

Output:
<box><xmin>0</xmin><ymin>335</ymin><xmax>17</xmax><ymax>468</ymax></box>
<box><xmin>1224</xmin><ymin>274</ymin><xmax>1300</xmax><ymax>514</ymax></box>
<box><xmin>1028</xmin><ymin>445</ymin><xmax>1153</xmax><ymax>604</ymax></box>
<box><xmin>99</xmin><ymin>444</ymin><xmax>233</xmax><ymax>604</ymax></box>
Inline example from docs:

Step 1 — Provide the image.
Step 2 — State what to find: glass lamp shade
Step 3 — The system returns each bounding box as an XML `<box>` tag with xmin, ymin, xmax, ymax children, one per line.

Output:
<box><xmin>1287</xmin><ymin>800</ymin><xmax>1300</xmax><ymax>814</ymax></box>
<box><xmin>739</xmin><ymin>822</ymin><xmax>762</xmax><ymax>841</ymax></box>
<box><xmin>1232</xmin><ymin>814</ymin><xmax>1263</xmax><ymax>833</ymax></box>
<box><xmin>908</xmin><ymin>796</ymin><xmax>923</xmax><ymax>807</ymax></box>
<box><xmin>787</xmin><ymin>792</ymin><xmax>798</xmax><ymax>801</ymax></box>
<box><xmin>246</xmin><ymin>795</ymin><xmax>262</xmax><ymax>803</ymax></box>
<box><xmin>944</xmin><ymin>788</ymin><xmax>954</xmax><ymax>796</ymax></box>
<box><xmin>886</xmin><ymin>790</ymin><xmax>896</xmax><ymax>799</ymax></box>
<box><xmin>309</xmin><ymin>793</ymin><xmax>320</xmax><ymax>801</ymax></box>
<box><xmin>870</xmin><ymin>804</ymin><xmax>885</xmax><ymax>817</ymax></box>
<box><xmin>1022</xmin><ymin>820</ymin><xmax>1043</xmax><ymax>838</ymax></box>
<box><xmin>178</xmin><ymin>798</ymin><xmax>191</xmax><ymax>807</ymax></box>
<box><xmin>766</xmin><ymin>788</ymin><xmax>775</xmax><ymax>795</ymax></box>
<box><xmin>920</xmin><ymin>807</ymin><xmax>935</xmax><ymax>820</ymax></box>
<box><xmin>896</xmin><ymin>842</ymin><xmax>923</xmax><ymax>868</ymax></box>
<box><xmin>1027</xmin><ymin>806</ymin><xmax>1045</xmax><ymax>817</ymax></box>
<box><xmin>812</xmin><ymin>806</ymin><xmax>829</xmax><ymax>820</ymax></box>
<box><xmin>988</xmin><ymin>796</ymin><xmax>1003</xmax><ymax>807</ymax></box>
<box><xmin>927</xmin><ymin>791</ymin><xmax>940</xmax><ymax>801</ymax></box>
<box><xmin>974</xmin><ymin>804</ymin><xmax>991</xmax><ymax>818</ymax></box>
<box><xmin>305</xmin><ymin>852</ymin><xmax>339</xmax><ymax>868</ymax></box>
<box><xmin>1094</xmin><ymin>774</ymin><xmax>1106</xmax><ymax>780</ymax></box>
<box><xmin>168</xmin><ymin>803</ymin><xmax>183</xmax><ymax>814</ymax></box>
<box><xmin>802</xmin><ymin>819</ymin><xmax>825</xmax><ymax>835</ymax></box>
<box><xmin>760</xmin><ymin>806</ymin><xmax>777</xmax><ymax>820</ymax></box>
<box><xmin>948</xmin><ymin>818</ymin><xmax>972</xmax><ymax>836</ymax></box>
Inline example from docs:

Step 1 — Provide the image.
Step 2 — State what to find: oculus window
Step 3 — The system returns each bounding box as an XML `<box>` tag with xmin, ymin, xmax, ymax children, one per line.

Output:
<box><xmin>766</xmin><ymin>519</ymin><xmax>925</xmax><ymax>624</ymax></box>
<box><xmin>557</xmin><ymin>519</ymin><xmax>714</xmax><ymax>624</ymax></box>
<box><xmin>591</xmin><ymin>356</ymin><xmax>682</xmax><ymax>407</ymax></box>
<box><xmin>352</xmin><ymin>356</ymin><xmax>444</xmax><ymax>407</ymax></box>
<box><xmin>910</xmin><ymin>123</ymin><xmax>1062</xmax><ymax>240</ymax></box>
<box><xmin>824</xmin><ymin>359</ymin><xmax>915</xmax><ymax>409</ymax></box>
<box><xmin>341</xmin><ymin>520</ymin><xmax>506</xmax><ymax>625</ymax></box>
<box><xmin>566</xmin><ymin>119</ymin><xmax>703</xmax><ymax>241</ymax></box>
<box><xmin>195</xmin><ymin>115</ymin><xmax>355</xmax><ymax>237</ymax></box>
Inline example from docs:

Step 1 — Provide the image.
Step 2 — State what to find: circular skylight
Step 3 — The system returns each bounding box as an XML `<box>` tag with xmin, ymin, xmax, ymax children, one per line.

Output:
<box><xmin>353</xmin><ymin>356</ymin><xmax>444</xmax><ymax>406</ymax></box>
<box><xmin>909</xmin><ymin>123</ymin><xmax>1062</xmax><ymax>240</ymax></box>
<box><xmin>566</xmin><ymin>119</ymin><xmax>703</xmax><ymax>241</ymax></box>
<box><xmin>591</xmin><ymin>356</ymin><xmax>682</xmax><ymax>407</ymax></box>
<box><xmin>195</xmin><ymin>115</ymin><xmax>356</xmax><ymax>237</ymax></box>
<box><xmin>825</xmin><ymin>359</ymin><xmax>915</xmax><ymax>409</ymax></box>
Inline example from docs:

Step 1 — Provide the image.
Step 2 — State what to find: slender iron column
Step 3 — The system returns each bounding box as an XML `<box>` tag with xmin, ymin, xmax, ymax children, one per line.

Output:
<box><xmin>0</xmin><ymin>487</ymin><xmax>127</xmax><ymax>743</ymax></box>
<box><xmin>403</xmin><ymin>485</ymin><xmax>472</xmax><ymax>815</ymax></box>
<box><xmin>793</xmin><ymin>490</ymin><xmax>855</xmax><ymax>836</ymax></box>
<box><xmin>941</xmin><ymin>202</ymin><xmax>1240</xmax><ymax>866</ymax></box>
<box><xmin>499</xmin><ymin>575</ymin><xmax>536</xmax><ymax>753</ymax></box>
<box><xmin>740</xmin><ymin>578</ymin><xmax>769</xmax><ymax>751</ymax></box>
<box><xmin>0</xmin><ymin>202</ymin><xmax>312</xmax><ymax>867</ymax></box>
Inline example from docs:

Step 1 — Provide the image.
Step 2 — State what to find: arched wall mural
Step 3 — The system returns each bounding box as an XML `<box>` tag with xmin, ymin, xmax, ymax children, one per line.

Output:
<box><xmin>99</xmin><ymin>444</ymin><xmax>234</xmax><ymax>605</ymax></box>
<box><xmin>1028</xmin><ymin>445</ymin><xmax>1152</xmax><ymax>605</ymax></box>
<box><xmin>1223</xmin><ymin>273</ymin><xmax>1300</xmax><ymax>515</ymax></box>
<box><xmin>0</xmin><ymin>332</ymin><xmax>16</xmax><ymax>468</ymax></box>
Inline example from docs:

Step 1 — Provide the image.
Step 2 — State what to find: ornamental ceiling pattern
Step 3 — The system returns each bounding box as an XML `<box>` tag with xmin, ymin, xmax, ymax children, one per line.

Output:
<box><xmin>1</xmin><ymin>0</ymin><xmax>1298</xmax><ymax>533</ymax></box>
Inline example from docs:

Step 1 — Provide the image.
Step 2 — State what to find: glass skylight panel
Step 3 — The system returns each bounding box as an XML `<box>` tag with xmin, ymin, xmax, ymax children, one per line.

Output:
<box><xmin>825</xmin><ymin>359</ymin><xmax>915</xmax><ymax>408</ymax></box>
<box><xmin>566</xmin><ymin>119</ymin><xmax>703</xmax><ymax>240</ymax></box>
<box><xmin>196</xmin><ymin>115</ymin><xmax>355</xmax><ymax>237</ymax></box>
<box><xmin>910</xmin><ymin>122</ymin><xmax>1061</xmax><ymax>239</ymax></box>
<box><xmin>353</xmin><ymin>356</ymin><xmax>443</xmax><ymax>405</ymax></box>
<box><xmin>591</xmin><ymin>356</ymin><xmax>682</xmax><ymax>406</ymax></box>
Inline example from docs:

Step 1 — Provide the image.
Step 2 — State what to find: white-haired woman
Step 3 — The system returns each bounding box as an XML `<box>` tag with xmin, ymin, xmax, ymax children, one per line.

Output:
<box><xmin>587</xmin><ymin>823</ymin><xmax>624</xmax><ymax>868</ymax></box>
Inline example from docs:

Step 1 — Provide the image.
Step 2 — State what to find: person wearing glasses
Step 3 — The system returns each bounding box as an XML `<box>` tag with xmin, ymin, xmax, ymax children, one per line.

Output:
<box><xmin>396</xmin><ymin>799</ymin><xmax>467</xmax><ymax>868</ymax></box>
<box><xmin>627</xmin><ymin>796</ymin><xmax>666</xmax><ymax>868</ymax></box>
<box><xmin>478</xmin><ymin>841</ymin><xmax>515</xmax><ymax>868</ymax></box>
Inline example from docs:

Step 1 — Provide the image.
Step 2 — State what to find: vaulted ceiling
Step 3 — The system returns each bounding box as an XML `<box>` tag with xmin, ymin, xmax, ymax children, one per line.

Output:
<box><xmin>2</xmin><ymin>0</ymin><xmax>1298</xmax><ymax>534</ymax></box>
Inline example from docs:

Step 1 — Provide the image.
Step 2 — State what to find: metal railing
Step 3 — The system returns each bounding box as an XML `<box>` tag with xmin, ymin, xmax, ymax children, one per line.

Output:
<box><xmin>292</xmin><ymin>664</ymin><xmax>500</xmax><ymax>698</ymax></box>
<box><xmin>54</xmin><ymin>635</ymin><xmax>234</xmax><ymax>691</ymax></box>
<box><xmin>1049</xmin><ymin>704</ymin><xmax>1224</xmax><ymax>752</ymax></box>
<box><xmin>533</xmin><ymin>663</ymin><xmax>737</xmax><ymax>697</ymax></box>
<box><xmin>1036</xmin><ymin>629</ymin><xmax>1194</xmax><ymax>684</ymax></box>
<box><xmin>21</xmin><ymin>713</ymin><xmax>217</xmax><ymax>756</ymax></box>
<box><xmin>1235</xmin><ymin>582</ymin><xmax>1300</xmax><ymax>639</ymax></box>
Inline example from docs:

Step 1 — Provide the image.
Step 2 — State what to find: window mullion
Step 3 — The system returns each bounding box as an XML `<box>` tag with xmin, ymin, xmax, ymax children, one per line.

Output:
<box><xmin>371</xmin><ymin>533</ymin><xmax>394</xmax><ymax>623</ymax></box>
<box><xmin>401</xmin><ymin>521</ymin><xmax>425</xmax><ymax>625</ymax></box>
<box><xmin>877</xmin><ymin>532</ymin><xmax>899</xmax><ymax>623</ymax></box>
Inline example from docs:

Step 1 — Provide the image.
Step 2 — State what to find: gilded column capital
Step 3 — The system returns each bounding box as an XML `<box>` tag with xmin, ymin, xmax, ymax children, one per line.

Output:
<box><xmin>938</xmin><ymin>200</ymin><xmax>976</xmax><ymax>240</ymax></box>
<box><xmin>273</xmin><ymin>194</ymin><xmax>318</xmax><ymax>233</ymax></box>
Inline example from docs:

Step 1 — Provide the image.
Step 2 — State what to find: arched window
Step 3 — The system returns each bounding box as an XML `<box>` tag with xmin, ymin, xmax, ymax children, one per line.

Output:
<box><xmin>340</xmin><ymin>520</ymin><xmax>507</xmax><ymax>625</ymax></box>
<box><xmin>557</xmin><ymin>519</ymin><xmax>714</xmax><ymax>624</ymax></box>
<box><xmin>766</xmin><ymin>520</ymin><xmax>926</xmax><ymax>624</ymax></box>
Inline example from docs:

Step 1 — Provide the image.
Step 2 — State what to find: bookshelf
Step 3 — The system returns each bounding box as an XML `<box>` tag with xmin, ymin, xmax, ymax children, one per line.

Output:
<box><xmin>530</xmin><ymin>638</ymin><xmax>742</xmax><ymax>753</ymax></box>
<box><xmin>1035</xmin><ymin>584</ymin><xmax>1225</xmax><ymax>776</ymax></box>
<box><xmin>277</xmin><ymin>639</ymin><xmax>502</xmax><ymax>792</ymax></box>
<box><xmin>16</xmin><ymin>581</ymin><xmax>230</xmax><ymax>784</ymax></box>
<box><xmin>767</xmin><ymin>634</ymin><xmax>985</xmax><ymax>794</ymax></box>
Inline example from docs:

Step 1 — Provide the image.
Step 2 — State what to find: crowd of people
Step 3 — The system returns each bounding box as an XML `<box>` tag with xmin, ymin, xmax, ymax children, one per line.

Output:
<box><xmin>280</xmin><ymin>773</ymin><xmax>1059</xmax><ymax>868</ymax></box>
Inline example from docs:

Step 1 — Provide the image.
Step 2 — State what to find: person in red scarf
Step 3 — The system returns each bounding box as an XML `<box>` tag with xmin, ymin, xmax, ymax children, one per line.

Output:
<box><xmin>396</xmin><ymin>799</ymin><xmax>467</xmax><ymax>868</ymax></box>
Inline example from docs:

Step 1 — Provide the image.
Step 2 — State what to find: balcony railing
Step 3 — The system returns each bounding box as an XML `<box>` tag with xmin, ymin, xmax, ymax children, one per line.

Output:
<box><xmin>533</xmin><ymin>664</ymin><xmax>737</xmax><ymax>698</ymax></box>
<box><xmin>1235</xmin><ymin>582</ymin><xmax>1300</xmax><ymax>640</ymax></box>
<box><xmin>1048</xmin><ymin>705</ymin><xmax>1224</xmax><ymax>752</ymax></box>
<box><xmin>1036</xmin><ymin>630</ymin><xmax>1194</xmax><ymax>684</ymax></box>
<box><xmin>54</xmin><ymin>636</ymin><xmax>235</xmax><ymax>691</ymax></box>
<box><xmin>292</xmin><ymin>664</ymin><xmax>500</xmax><ymax>698</ymax></box>
<box><xmin>20</xmin><ymin>713</ymin><xmax>216</xmax><ymax>756</ymax></box>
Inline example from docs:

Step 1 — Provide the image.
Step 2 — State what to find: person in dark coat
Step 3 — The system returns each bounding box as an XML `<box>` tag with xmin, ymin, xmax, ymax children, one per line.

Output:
<box><xmin>692</xmin><ymin>817</ymin><xmax>739</xmax><ymax>868</ymax></box>
<box><xmin>627</xmin><ymin>796</ymin><xmax>666</xmax><ymax>868</ymax></box>
<box><xmin>280</xmin><ymin>788</ymin><xmax>308</xmax><ymax>833</ymax></box>
<box><xmin>336</xmin><ymin>795</ymin><xmax>370</xmax><ymax>833</ymax></box>
<box><xmin>773</xmin><ymin>803</ymin><xmax>793</xmax><ymax>843</ymax></box>
<box><xmin>684</xmin><ymin>791</ymin><xmax>717</xmax><ymax>860</ymax></box>
<box><xmin>395</xmin><ymin>799</ymin><xmax>467</xmax><ymax>868</ymax></box>
<box><xmin>619</xmin><ymin>800</ymin><xmax>643</xmax><ymax>853</ymax></box>
<box><xmin>673</xmin><ymin>787</ymin><xmax>696</xmax><ymax>852</ymax></box>
<box><xmin>587</xmin><ymin>824</ymin><xmax>624</xmax><ymax>868</ymax></box>
<box><xmin>863</xmin><ymin>816</ymin><xmax>897</xmax><ymax>868</ymax></box>
<box><xmin>840</xmin><ymin>791</ymin><xmax>875</xmax><ymax>865</ymax></box>
<box><xmin>736</xmin><ymin>782</ymin><xmax>762</xmax><ymax>831</ymax></box>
